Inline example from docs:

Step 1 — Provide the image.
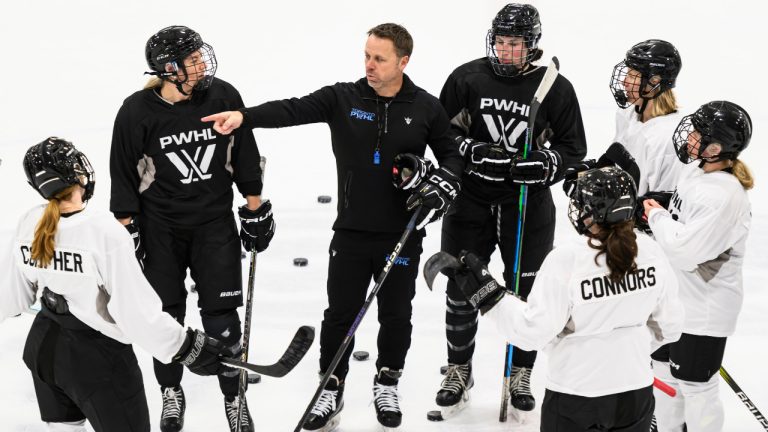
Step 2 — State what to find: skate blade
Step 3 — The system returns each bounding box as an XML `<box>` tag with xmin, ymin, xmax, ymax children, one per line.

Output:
<box><xmin>428</xmin><ymin>391</ymin><xmax>471</xmax><ymax>421</ymax></box>
<box><xmin>379</xmin><ymin>426</ymin><xmax>400</xmax><ymax>432</ymax></box>
<box><xmin>302</xmin><ymin>415</ymin><xmax>340</xmax><ymax>432</ymax></box>
<box><xmin>508</xmin><ymin>408</ymin><xmax>532</xmax><ymax>424</ymax></box>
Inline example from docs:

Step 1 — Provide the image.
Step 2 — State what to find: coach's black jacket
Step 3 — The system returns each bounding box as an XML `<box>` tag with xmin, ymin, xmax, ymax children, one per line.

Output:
<box><xmin>241</xmin><ymin>74</ymin><xmax>463</xmax><ymax>233</ymax></box>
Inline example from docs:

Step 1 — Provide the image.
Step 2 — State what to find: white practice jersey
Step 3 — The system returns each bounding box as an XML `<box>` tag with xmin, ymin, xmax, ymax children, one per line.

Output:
<box><xmin>613</xmin><ymin>107</ymin><xmax>682</xmax><ymax>195</ymax></box>
<box><xmin>486</xmin><ymin>234</ymin><xmax>683</xmax><ymax>397</ymax></box>
<box><xmin>648</xmin><ymin>163</ymin><xmax>750</xmax><ymax>337</ymax></box>
<box><xmin>0</xmin><ymin>206</ymin><xmax>186</xmax><ymax>363</ymax></box>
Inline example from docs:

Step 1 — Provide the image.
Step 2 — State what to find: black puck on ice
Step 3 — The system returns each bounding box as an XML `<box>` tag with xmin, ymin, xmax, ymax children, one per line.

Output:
<box><xmin>293</xmin><ymin>257</ymin><xmax>309</xmax><ymax>267</ymax></box>
<box><xmin>427</xmin><ymin>410</ymin><xmax>444</xmax><ymax>422</ymax></box>
<box><xmin>317</xmin><ymin>195</ymin><xmax>332</xmax><ymax>204</ymax></box>
<box><xmin>352</xmin><ymin>350</ymin><xmax>369</xmax><ymax>361</ymax></box>
<box><xmin>440</xmin><ymin>365</ymin><xmax>448</xmax><ymax>375</ymax></box>
<box><xmin>247</xmin><ymin>373</ymin><xmax>261</xmax><ymax>384</ymax></box>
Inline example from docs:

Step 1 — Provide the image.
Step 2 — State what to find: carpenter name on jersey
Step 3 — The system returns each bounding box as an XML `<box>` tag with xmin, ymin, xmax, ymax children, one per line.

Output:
<box><xmin>19</xmin><ymin>245</ymin><xmax>83</xmax><ymax>273</ymax></box>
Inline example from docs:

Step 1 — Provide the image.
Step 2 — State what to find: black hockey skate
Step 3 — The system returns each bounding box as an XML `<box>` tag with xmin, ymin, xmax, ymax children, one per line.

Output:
<box><xmin>373</xmin><ymin>367</ymin><xmax>403</xmax><ymax>430</ymax></box>
<box><xmin>224</xmin><ymin>395</ymin><xmax>254</xmax><ymax>432</ymax></box>
<box><xmin>509</xmin><ymin>366</ymin><xmax>535</xmax><ymax>411</ymax></box>
<box><xmin>160</xmin><ymin>386</ymin><xmax>185</xmax><ymax>432</ymax></box>
<box><xmin>302</xmin><ymin>375</ymin><xmax>344</xmax><ymax>432</ymax></box>
<box><xmin>433</xmin><ymin>363</ymin><xmax>473</xmax><ymax>420</ymax></box>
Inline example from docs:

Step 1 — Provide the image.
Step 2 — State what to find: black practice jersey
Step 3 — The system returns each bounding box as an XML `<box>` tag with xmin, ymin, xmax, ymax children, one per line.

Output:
<box><xmin>241</xmin><ymin>75</ymin><xmax>463</xmax><ymax>233</ymax></box>
<box><xmin>440</xmin><ymin>58</ymin><xmax>587</xmax><ymax>204</ymax></box>
<box><xmin>110</xmin><ymin>78</ymin><xmax>263</xmax><ymax>227</ymax></box>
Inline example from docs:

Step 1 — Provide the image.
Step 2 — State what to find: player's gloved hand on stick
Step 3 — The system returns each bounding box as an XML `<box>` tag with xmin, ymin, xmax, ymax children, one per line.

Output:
<box><xmin>597</xmin><ymin>142</ymin><xmax>640</xmax><ymax>185</ymax></box>
<box><xmin>508</xmin><ymin>148</ymin><xmax>562</xmax><ymax>185</ymax></box>
<box><xmin>634</xmin><ymin>191</ymin><xmax>673</xmax><ymax>234</ymax></box>
<box><xmin>458</xmin><ymin>137</ymin><xmax>512</xmax><ymax>182</ymax></box>
<box><xmin>238</xmin><ymin>200</ymin><xmax>275</xmax><ymax>253</ymax></box>
<box><xmin>124</xmin><ymin>218</ymin><xmax>146</xmax><ymax>270</ymax></box>
<box><xmin>406</xmin><ymin>167</ymin><xmax>461</xmax><ymax>230</ymax></box>
<box><xmin>392</xmin><ymin>153</ymin><xmax>434</xmax><ymax>190</ymax></box>
<box><xmin>173</xmin><ymin>328</ymin><xmax>233</xmax><ymax>376</ymax></box>
<box><xmin>454</xmin><ymin>251</ymin><xmax>506</xmax><ymax>315</ymax></box>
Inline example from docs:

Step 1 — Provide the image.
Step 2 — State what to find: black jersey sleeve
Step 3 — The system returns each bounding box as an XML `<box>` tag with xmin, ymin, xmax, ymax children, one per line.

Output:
<box><xmin>109</xmin><ymin>103</ymin><xmax>144</xmax><ymax>219</ymax></box>
<box><xmin>439</xmin><ymin>71</ymin><xmax>471</xmax><ymax>140</ymax></box>
<box><xmin>229</xmin><ymin>87</ymin><xmax>263</xmax><ymax>197</ymax></box>
<box><xmin>240</xmin><ymin>85</ymin><xmax>338</xmax><ymax>129</ymax></box>
<box><xmin>427</xmin><ymin>100</ymin><xmax>465</xmax><ymax>177</ymax></box>
<box><xmin>541</xmin><ymin>76</ymin><xmax>588</xmax><ymax>177</ymax></box>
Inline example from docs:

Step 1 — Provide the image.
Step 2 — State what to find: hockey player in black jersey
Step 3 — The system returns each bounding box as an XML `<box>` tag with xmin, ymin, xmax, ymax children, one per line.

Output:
<box><xmin>109</xmin><ymin>26</ymin><xmax>274</xmax><ymax>432</ymax></box>
<box><xmin>1</xmin><ymin>138</ymin><xmax>236</xmax><ymax>432</ymax></box>
<box><xmin>434</xmin><ymin>3</ymin><xmax>587</xmax><ymax>419</ymax></box>
<box><xmin>203</xmin><ymin>23</ymin><xmax>463</xmax><ymax>432</ymax></box>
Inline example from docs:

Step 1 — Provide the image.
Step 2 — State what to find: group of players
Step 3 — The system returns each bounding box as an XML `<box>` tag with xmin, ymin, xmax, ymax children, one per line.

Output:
<box><xmin>0</xmin><ymin>2</ymin><xmax>754</xmax><ymax>432</ymax></box>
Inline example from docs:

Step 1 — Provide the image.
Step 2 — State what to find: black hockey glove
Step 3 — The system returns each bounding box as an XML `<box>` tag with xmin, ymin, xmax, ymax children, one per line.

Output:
<box><xmin>124</xmin><ymin>218</ymin><xmax>146</xmax><ymax>270</ymax></box>
<box><xmin>635</xmin><ymin>191</ymin><xmax>673</xmax><ymax>234</ymax></box>
<box><xmin>454</xmin><ymin>251</ymin><xmax>506</xmax><ymax>315</ymax></box>
<box><xmin>406</xmin><ymin>167</ymin><xmax>461</xmax><ymax>230</ymax></box>
<box><xmin>508</xmin><ymin>148</ymin><xmax>562</xmax><ymax>185</ymax></box>
<box><xmin>597</xmin><ymin>142</ymin><xmax>640</xmax><ymax>186</ymax></box>
<box><xmin>562</xmin><ymin>159</ymin><xmax>597</xmax><ymax>198</ymax></box>
<box><xmin>238</xmin><ymin>200</ymin><xmax>275</xmax><ymax>253</ymax></box>
<box><xmin>458</xmin><ymin>137</ymin><xmax>512</xmax><ymax>182</ymax></box>
<box><xmin>173</xmin><ymin>328</ymin><xmax>234</xmax><ymax>376</ymax></box>
<box><xmin>392</xmin><ymin>153</ymin><xmax>434</xmax><ymax>190</ymax></box>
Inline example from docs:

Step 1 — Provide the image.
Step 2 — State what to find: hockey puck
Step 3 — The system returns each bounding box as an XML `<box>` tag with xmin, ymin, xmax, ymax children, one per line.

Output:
<box><xmin>293</xmin><ymin>257</ymin><xmax>309</xmax><ymax>267</ymax></box>
<box><xmin>317</xmin><ymin>195</ymin><xmax>332</xmax><ymax>204</ymax></box>
<box><xmin>352</xmin><ymin>350</ymin><xmax>369</xmax><ymax>361</ymax></box>
<box><xmin>427</xmin><ymin>410</ymin><xmax>444</xmax><ymax>422</ymax></box>
<box><xmin>440</xmin><ymin>365</ymin><xmax>448</xmax><ymax>375</ymax></box>
<box><xmin>247</xmin><ymin>373</ymin><xmax>261</xmax><ymax>384</ymax></box>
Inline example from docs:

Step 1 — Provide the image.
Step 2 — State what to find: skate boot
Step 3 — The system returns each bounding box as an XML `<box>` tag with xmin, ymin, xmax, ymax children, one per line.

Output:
<box><xmin>302</xmin><ymin>374</ymin><xmax>344</xmax><ymax>432</ymax></box>
<box><xmin>373</xmin><ymin>367</ymin><xmax>403</xmax><ymax>430</ymax></box>
<box><xmin>509</xmin><ymin>366</ymin><xmax>535</xmax><ymax>411</ymax></box>
<box><xmin>224</xmin><ymin>395</ymin><xmax>254</xmax><ymax>432</ymax></box>
<box><xmin>160</xmin><ymin>386</ymin><xmax>185</xmax><ymax>432</ymax></box>
<box><xmin>434</xmin><ymin>362</ymin><xmax>473</xmax><ymax>419</ymax></box>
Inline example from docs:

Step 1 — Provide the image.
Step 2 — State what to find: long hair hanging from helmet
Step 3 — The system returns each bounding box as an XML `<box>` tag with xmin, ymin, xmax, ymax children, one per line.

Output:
<box><xmin>500</xmin><ymin>57</ymin><xmax>560</xmax><ymax>422</ymax></box>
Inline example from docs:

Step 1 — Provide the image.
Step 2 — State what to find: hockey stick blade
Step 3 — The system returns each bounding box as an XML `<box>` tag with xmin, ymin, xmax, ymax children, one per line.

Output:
<box><xmin>222</xmin><ymin>325</ymin><xmax>315</xmax><ymax>377</ymax></box>
<box><xmin>423</xmin><ymin>251</ymin><xmax>461</xmax><ymax>291</ymax></box>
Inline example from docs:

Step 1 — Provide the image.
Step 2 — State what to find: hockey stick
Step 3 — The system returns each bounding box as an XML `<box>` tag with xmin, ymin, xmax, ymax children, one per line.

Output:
<box><xmin>653</xmin><ymin>377</ymin><xmax>676</xmax><ymax>397</ymax></box>
<box><xmin>500</xmin><ymin>57</ymin><xmax>561</xmax><ymax>422</ymax></box>
<box><xmin>293</xmin><ymin>208</ymin><xmax>422</xmax><ymax>432</ymax></box>
<box><xmin>222</xmin><ymin>325</ymin><xmax>315</xmax><ymax>377</ymax></box>
<box><xmin>720</xmin><ymin>366</ymin><xmax>768</xmax><ymax>430</ymax></box>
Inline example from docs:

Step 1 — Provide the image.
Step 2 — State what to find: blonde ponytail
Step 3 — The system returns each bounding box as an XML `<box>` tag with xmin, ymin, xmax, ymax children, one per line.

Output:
<box><xmin>31</xmin><ymin>185</ymin><xmax>77</xmax><ymax>268</ymax></box>
<box><xmin>732</xmin><ymin>159</ymin><xmax>754</xmax><ymax>190</ymax></box>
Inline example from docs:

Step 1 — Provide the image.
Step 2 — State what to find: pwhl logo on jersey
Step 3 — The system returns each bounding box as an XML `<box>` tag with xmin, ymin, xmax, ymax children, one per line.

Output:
<box><xmin>159</xmin><ymin>128</ymin><xmax>218</xmax><ymax>184</ymax></box>
<box><xmin>479</xmin><ymin>98</ymin><xmax>530</xmax><ymax>153</ymax></box>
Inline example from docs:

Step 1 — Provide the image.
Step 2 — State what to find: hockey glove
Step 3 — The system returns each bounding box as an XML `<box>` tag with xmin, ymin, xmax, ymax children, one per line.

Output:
<box><xmin>597</xmin><ymin>142</ymin><xmax>640</xmax><ymax>186</ymax></box>
<box><xmin>454</xmin><ymin>251</ymin><xmax>506</xmax><ymax>315</ymax></box>
<box><xmin>508</xmin><ymin>148</ymin><xmax>562</xmax><ymax>185</ymax></box>
<box><xmin>406</xmin><ymin>167</ymin><xmax>461</xmax><ymax>230</ymax></box>
<box><xmin>173</xmin><ymin>328</ymin><xmax>233</xmax><ymax>376</ymax></box>
<box><xmin>238</xmin><ymin>200</ymin><xmax>275</xmax><ymax>253</ymax></box>
<box><xmin>562</xmin><ymin>159</ymin><xmax>597</xmax><ymax>198</ymax></box>
<box><xmin>124</xmin><ymin>218</ymin><xmax>146</xmax><ymax>270</ymax></box>
<box><xmin>635</xmin><ymin>191</ymin><xmax>673</xmax><ymax>234</ymax></box>
<box><xmin>392</xmin><ymin>153</ymin><xmax>434</xmax><ymax>190</ymax></box>
<box><xmin>458</xmin><ymin>137</ymin><xmax>512</xmax><ymax>182</ymax></box>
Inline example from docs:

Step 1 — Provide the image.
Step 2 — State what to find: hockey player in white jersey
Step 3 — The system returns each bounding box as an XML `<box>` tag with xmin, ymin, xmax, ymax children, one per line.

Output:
<box><xmin>609</xmin><ymin>39</ymin><xmax>683</xmax><ymax>196</ymax></box>
<box><xmin>446</xmin><ymin>166</ymin><xmax>684</xmax><ymax>431</ymax></box>
<box><xmin>0</xmin><ymin>138</ymin><xmax>235</xmax><ymax>432</ymax></box>
<box><xmin>642</xmin><ymin>101</ymin><xmax>754</xmax><ymax>432</ymax></box>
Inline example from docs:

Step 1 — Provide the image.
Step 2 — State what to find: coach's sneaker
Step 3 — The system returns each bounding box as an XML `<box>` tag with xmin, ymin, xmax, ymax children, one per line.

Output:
<box><xmin>302</xmin><ymin>375</ymin><xmax>344</xmax><ymax>431</ymax></box>
<box><xmin>373</xmin><ymin>367</ymin><xmax>403</xmax><ymax>430</ymax></box>
<box><xmin>160</xmin><ymin>386</ymin><xmax>185</xmax><ymax>432</ymax></box>
<box><xmin>509</xmin><ymin>366</ymin><xmax>535</xmax><ymax>411</ymax></box>
<box><xmin>224</xmin><ymin>395</ymin><xmax>254</xmax><ymax>432</ymax></box>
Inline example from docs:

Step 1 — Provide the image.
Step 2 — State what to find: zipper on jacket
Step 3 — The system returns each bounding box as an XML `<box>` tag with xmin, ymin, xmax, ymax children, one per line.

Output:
<box><xmin>374</xmin><ymin>100</ymin><xmax>390</xmax><ymax>165</ymax></box>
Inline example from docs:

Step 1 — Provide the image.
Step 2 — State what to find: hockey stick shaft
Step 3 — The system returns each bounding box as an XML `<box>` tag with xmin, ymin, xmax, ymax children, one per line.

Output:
<box><xmin>293</xmin><ymin>208</ymin><xmax>421</xmax><ymax>432</ymax></box>
<box><xmin>653</xmin><ymin>377</ymin><xmax>676</xmax><ymax>397</ymax></box>
<box><xmin>720</xmin><ymin>366</ymin><xmax>768</xmax><ymax>430</ymax></box>
<box><xmin>500</xmin><ymin>57</ymin><xmax>560</xmax><ymax>422</ymax></box>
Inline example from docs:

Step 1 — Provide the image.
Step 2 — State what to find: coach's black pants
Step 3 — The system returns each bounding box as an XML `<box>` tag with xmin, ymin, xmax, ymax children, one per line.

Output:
<box><xmin>441</xmin><ymin>190</ymin><xmax>555</xmax><ymax>367</ymax></box>
<box><xmin>320</xmin><ymin>229</ymin><xmax>424</xmax><ymax>380</ymax></box>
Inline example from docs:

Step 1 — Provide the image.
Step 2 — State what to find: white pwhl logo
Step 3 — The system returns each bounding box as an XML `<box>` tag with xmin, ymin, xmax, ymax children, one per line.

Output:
<box><xmin>167</xmin><ymin>144</ymin><xmax>216</xmax><ymax>184</ymax></box>
<box><xmin>482</xmin><ymin>114</ymin><xmax>527</xmax><ymax>153</ymax></box>
<box><xmin>404</xmin><ymin>117</ymin><xmax>412</xmax><ymax>125</ymax></box>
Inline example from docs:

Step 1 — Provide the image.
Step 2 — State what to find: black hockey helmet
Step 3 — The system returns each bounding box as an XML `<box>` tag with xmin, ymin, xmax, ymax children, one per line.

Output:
<box><xmin>23</xmin><ymin>137</ymin><xmax>95</xmax><ymax>202</ymax></box>
<box><xmin>145</xmin><ymin>25</ymin><xmax>217</xmax><ymax>93</ymax></box>
<box><xmin>568</xmin><ymin>166</ymin><xmax>637</xmax><ymax>235</ymax></box>
<box><xmin>609</xmin><ymin>39</ymin><xmax>682</xmax><ymax>109</ymax></box>
<box><xmin>672</xmin><ymin>101</ymin><xmax>752</xmax><ymax>164</ymax></box>
<box><xmin>486</xmin><ymin>3</ymin><xmax>542</xmax><ymax>77</ymax></box>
